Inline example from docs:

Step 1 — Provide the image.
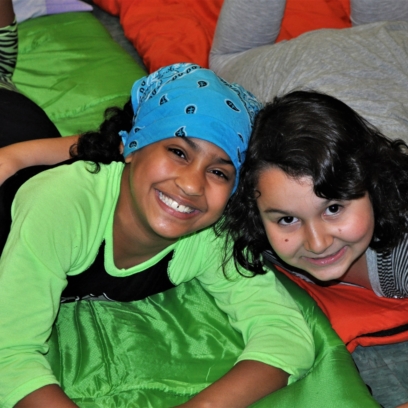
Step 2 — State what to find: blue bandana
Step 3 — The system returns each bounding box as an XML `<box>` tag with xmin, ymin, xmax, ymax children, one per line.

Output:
<box><xmin>119</xmin><ymin>63</ymin><xmax>262</xmax><ymax>193</ymax></box>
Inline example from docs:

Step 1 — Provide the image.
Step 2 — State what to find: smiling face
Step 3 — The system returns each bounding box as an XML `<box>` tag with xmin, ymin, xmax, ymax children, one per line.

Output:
<box><xmin>120</xmin><ymin>137</ymin><xmax>235</xmax><ymax>246</ymax></box>
<box><xmin>256</xmin><ymin>167</ymin><xmax>375</xmax><ymax>281</ymax></box>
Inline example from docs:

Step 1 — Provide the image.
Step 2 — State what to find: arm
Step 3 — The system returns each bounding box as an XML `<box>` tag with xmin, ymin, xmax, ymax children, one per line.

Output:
<box><xmin>176</xmin><ymin>360</ymin><xmax>288</xmax><ymax>408</ymax></box>
<box><xmin>0</xmin><ymin>135</ymin><xmax>78</xmax><ymax>185</ymax></box>
<box><xmin>15</xmin><ymin>385</ymin><xmax>78</xmax><ymax>408</ymax></box>
<box><xmin>0</xmin><ymin>164</ymin><xmax>99</xmax><ymax>407</ymax></box>
<box><xmin>0</xmin><ymin>0</ymin><xmax>14</xmax><ymax>27</ymax></box>
<box><xmin>172</xmin><ymin>229</ymin><xmax>314</xmax><ymax>406</ymax></box>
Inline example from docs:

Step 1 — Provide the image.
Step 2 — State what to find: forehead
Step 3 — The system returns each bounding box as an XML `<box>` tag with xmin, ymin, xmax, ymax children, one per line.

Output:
<box><xmin>257</xmin><ymin>167</ymin><xmax>312</xmax><ymax>193</ymax></box>
<box><xmin>256</xmin><ymin>167</ymin><xmax>319</xmax><ymax>209</ymax></box>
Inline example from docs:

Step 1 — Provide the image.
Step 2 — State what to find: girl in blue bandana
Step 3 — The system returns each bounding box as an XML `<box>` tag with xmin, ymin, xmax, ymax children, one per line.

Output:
<box><xmin>0</xmin><ymin>63</ymin><xmax>313</xmax><ymax>408</ymax></box>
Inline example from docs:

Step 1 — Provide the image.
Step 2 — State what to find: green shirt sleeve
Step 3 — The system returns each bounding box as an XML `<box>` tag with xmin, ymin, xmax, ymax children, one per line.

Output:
<box><xmin>169</xmin><ymin>228</ymin><xmax>315</xmax><ymax>383</ymax></box>
<box><xmin>0</xmin><ymin>162</ymin><xmax>121</xmax><ymax>407</ymax></box>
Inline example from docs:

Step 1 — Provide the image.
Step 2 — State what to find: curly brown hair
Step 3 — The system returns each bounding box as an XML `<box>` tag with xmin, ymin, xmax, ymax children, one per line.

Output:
<box><xmin>218</xmin><ymin>91</ymin><xmax>408</xmax><ymax>275</ymax></box>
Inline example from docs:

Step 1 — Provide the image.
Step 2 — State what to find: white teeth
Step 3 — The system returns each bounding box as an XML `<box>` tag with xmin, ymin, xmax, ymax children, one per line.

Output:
<box><xmin>158</xmin><ymin>192</ymin><xmax>195</xmax><ymax>214</ymax></box>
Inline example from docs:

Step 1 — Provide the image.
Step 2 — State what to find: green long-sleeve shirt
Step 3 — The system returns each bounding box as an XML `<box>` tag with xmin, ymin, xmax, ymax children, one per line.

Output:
<box><xmin>0</xmin><ymin>161</ymin><xmax>314</xmax><ymax>407</ymax></box>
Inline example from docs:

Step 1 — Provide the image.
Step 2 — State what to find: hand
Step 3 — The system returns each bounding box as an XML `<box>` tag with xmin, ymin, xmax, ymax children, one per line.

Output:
<box><xmin>173</xmin><ymin>360</ymin><xmax>288</xmax><ymax>408</ymax></box>
<box><xmin>396</xmin><ymin>403</ymin><xmax>408</xmax><ymax>408</ymax></box>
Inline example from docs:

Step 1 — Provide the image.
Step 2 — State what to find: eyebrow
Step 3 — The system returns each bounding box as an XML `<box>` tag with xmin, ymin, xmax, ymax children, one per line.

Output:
<box><xmin>181</xmin><ymin>136</ymin><xmax>200</xmax><ymax>150</ymax></box>
<box><xmin>181</xmin><ymin>137</ymin><xmax>234</xmax><ymax>166</ymax></box>
<box><xmin>216</xmin><ymin>157</ymin><xmax>234</xmax><ymax>166</ymax></box>
<box><xmin>262</xmin><ymin>198</ymin><xmax>333</xmax><ymax>214</ymax></box>
<box><xmin>263</xmin><ymin>208</ymin><xmax>291</xmax><ymax>215</ymax></box>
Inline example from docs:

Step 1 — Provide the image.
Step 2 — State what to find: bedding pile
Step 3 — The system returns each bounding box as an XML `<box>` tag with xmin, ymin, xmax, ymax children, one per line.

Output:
<box><xmin>14</xmin><ymin>11</ymin><xmax>145</xmax><ymax>135</ymax></box>
<box><xmin>8</xmin><ymin>6</ymin><xmax>381</xmax><ymax>407</ymax></box>
<box><xmin>92</xmin><ymin>0</ymin><xmax>351</xmax><ymax>72</ymax></box>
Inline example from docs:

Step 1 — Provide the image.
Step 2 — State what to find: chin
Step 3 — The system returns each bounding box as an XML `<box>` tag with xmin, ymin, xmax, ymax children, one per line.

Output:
<box><xmin>155</xmin><ymin>226</ymin><xmax>200</xmax><ymax>240</ymax></box>
<box><xmin>156</xmin><ymin>230</ymin><xmax>187</xmax><ymax>240</ymax></box>
<box><xmin>313</xmin><ymin>274</ymin><xmax>341</xmax><ymax>283</ymax></box>
<box><xmin>306</xmin><ymin>267</ymin><xmax>348</xmax><ymax>282</ymax></box>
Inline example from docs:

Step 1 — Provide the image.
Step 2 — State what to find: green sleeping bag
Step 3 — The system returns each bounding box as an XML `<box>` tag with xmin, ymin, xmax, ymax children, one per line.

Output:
<box><xmin>14</xmin><ymin>12</ymin><xmax>145</xmax><ymax>135</ymax></box>
<box><xmin>13</xmin><ymin>12</ymin><xmax>380</xmax><ymax>407</ymax></box>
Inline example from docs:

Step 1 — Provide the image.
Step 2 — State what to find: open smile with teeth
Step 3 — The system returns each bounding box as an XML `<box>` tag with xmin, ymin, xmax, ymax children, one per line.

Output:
<box><xmin>158</xmin><ymin>191</ymin><xmax>195</xmax><ymax>214</ymax></box>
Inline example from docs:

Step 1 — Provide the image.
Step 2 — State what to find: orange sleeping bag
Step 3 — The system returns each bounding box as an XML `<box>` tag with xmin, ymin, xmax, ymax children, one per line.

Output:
<box><xmin>278</xmin><ymin>267</ymin><xmax>408</xmax><ymax>352</ymax></box>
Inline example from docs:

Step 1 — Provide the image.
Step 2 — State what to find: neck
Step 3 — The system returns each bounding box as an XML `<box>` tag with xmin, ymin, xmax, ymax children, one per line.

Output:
<box><xmin>337</xmin><ymin>252</ymin><xmax>372</xmax><ymax>290</ymax></box>
<box><xmin>113</xmin><ymin>166</ymin><xmax>177</xmax><ymax>269</ymax></box>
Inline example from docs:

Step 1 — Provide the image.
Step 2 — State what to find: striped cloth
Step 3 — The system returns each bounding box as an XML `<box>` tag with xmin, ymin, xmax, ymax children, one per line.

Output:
<box><xmin>377</xmin><ymin>238</ymin><xmax>408</xmax><ymax>298</ymax></box>
<box><xmin>0</xmin><ymin>19</ymin><xmax>18</xmax><ymax>91</ymax></box>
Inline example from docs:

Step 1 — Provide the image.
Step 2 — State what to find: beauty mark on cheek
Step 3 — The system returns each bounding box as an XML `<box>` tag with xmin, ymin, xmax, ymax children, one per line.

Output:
<box><xmin>285</xmin><ymin>239</ymin><xmax>289</xmax><ymax>242</ymax></box>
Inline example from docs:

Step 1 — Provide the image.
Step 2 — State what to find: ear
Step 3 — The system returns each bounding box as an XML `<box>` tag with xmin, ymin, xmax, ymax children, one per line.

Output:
<box><xmin>121</xmin><ymin>142</ymin><xmax>133</xmax><ymax>164</ymax></box>
<box><xmin>124</xmin><ymin>154</ymin><xmax>133</xmax><ymax>164</ymax></box>
<box><xmin>125</xmin><ymin>157</ymin><xmax>133</xmax><ymax>164</ymax></box>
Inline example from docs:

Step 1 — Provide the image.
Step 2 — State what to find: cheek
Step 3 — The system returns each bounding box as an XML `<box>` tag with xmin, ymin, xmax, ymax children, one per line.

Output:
<box><xmin>148</xmin><ymin>160</ymin><xmax>174</xmax><ymax>179</ymax></box>
<box><xmin>208</xmin><ymin>188</ymin><xmax>232</xmax><ymax>218</ymax></box>
<box><xmin>133</xmin><ymin>160</ymin><xmax>167</xmax><ymax>185</ymax></box>
<box><xmin>263</xmin><ymin>224</ymin><xmax>298</xmax><ymax>259</ymax></box>
<box><xmin>342</xmin><ymin>212</ymin><xmax>375</xmax><ymax>245</ymax></box>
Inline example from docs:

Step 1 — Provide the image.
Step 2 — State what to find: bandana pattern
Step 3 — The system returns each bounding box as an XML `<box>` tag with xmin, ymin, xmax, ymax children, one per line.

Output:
<box><xmin>119</xmin><ymin>63</ymin><xmax>262</xmax><ymax>193</ymax></box>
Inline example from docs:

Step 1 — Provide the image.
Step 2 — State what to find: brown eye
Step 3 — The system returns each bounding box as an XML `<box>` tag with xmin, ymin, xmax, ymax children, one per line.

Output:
<box><xmin>326</xmin><ymin>204</ymin><xmax>341</xmax><ymax>215</ymax></box>
<box><xmin>278</xmin><ymin>216</ymin><xmax>298</xmax><ymax>225</ymax></box>
<box><xmin>169</xmin><ymin>148</ymin><xmax>186</xmax><ymax>159</ymax></box>
<box><xmin>210</xmin><ymin>169</ymin><xmax>228</xmax><ymax>181</ymax></box>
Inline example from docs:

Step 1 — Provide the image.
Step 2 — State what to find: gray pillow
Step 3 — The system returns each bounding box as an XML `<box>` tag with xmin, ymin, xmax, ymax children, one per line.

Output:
<box><xmin>211</xmin><ymin>21</ymin><xmax>408</xmax><ymax>143</ymax></box>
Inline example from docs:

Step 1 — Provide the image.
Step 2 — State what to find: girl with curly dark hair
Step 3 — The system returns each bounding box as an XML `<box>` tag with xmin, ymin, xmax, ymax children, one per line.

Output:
<box><xmin>220</xmin><ymin>90</ymin><xmax>408</xmax><ymax>299</ymax></box>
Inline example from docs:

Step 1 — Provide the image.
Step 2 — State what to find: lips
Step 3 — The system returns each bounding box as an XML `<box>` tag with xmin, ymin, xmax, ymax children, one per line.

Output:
<box><xmin>157</xmin><ymin>191</ymin><xmax>196</xmax><ymax>214</ymax></box>
<box><xmin>303</xmin><ymin>246</ymin><xmax>347</xmax><ymax>267</ymax></box>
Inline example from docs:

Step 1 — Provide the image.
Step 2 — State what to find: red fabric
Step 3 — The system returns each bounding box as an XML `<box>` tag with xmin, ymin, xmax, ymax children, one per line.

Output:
<box><xmin>94</xmin><ymin>0</ymin><xmax>223</xmax><ymax>72</ymax></box>
<box><xmin>93</xmin><ymin>0</ymin><xmax>351</xmax><ymax>73</ymax></box>
<box><xmin>278</xmin><ymin>267</ymin><xmax>408</xmax><ymax>352</ymax></box>
<box><xmin>276</xmin><ymin>0</ymin><xmax>351</xmax><ymax>42</ymax></box>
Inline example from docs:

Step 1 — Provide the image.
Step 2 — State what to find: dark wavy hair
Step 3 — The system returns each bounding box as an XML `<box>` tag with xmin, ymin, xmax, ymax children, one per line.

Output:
<box><xmin>218</xmin><ymin>90</ymin><xmax>408</xmax><ymax>275</ymax></box>
<box><xmin>69</xmin><ymin>98</ymin><xmax>133</xmax><ymax>169</ymax></box>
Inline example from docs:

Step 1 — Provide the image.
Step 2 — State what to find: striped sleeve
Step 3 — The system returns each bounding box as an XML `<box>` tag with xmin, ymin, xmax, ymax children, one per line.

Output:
<box><xmin>0</xmin><ymin>19</ymin><xmax>18</xmax><ymax>91</ymax></box>
<box><xmin>377</xmin><ymin>235</ymin><xmax>408</xmax><ymax>298</ymax></box>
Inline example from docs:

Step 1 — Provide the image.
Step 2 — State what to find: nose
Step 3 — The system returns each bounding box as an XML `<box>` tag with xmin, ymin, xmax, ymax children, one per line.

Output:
<box><xmin>303</xmin><ymin>221</ymin><xmax>333</xmax><ymax>254</ymax></box>
<box><xmin>175</xmin><ymin>166</ymin><xmax>205</xmax><ymax>196</ymax></box>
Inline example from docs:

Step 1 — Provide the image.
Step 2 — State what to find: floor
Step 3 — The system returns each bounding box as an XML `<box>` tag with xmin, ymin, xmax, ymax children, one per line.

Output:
<box><xmin>354</xmin><ymin>343</ymin><xmax>408</xmax><ymax>407</ymax></box>
<box><xmin>87</xmin><ymin>2</ymin><xmax>408</xmax><ymax>407</ymax></box>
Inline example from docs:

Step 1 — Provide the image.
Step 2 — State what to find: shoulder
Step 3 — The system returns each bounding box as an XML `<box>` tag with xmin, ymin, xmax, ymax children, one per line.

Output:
<box><xmin>175</xmin><ymin>227</ymin><xmax>223</xmax><ymax>258</ymax></box>
<box><xmin>169</xmin><ymin>227</ymin><xmax>226</xmax><ymax>283</ymax></box>
<box><xmin>12</xmin><ymin>161</ymin><xmax>124</xmax><ymax>227</ymax></box>
<box><xmin>16</xmin><ymin>161</ymin><xmax>123</xmax><ymax>202</ymax></box>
